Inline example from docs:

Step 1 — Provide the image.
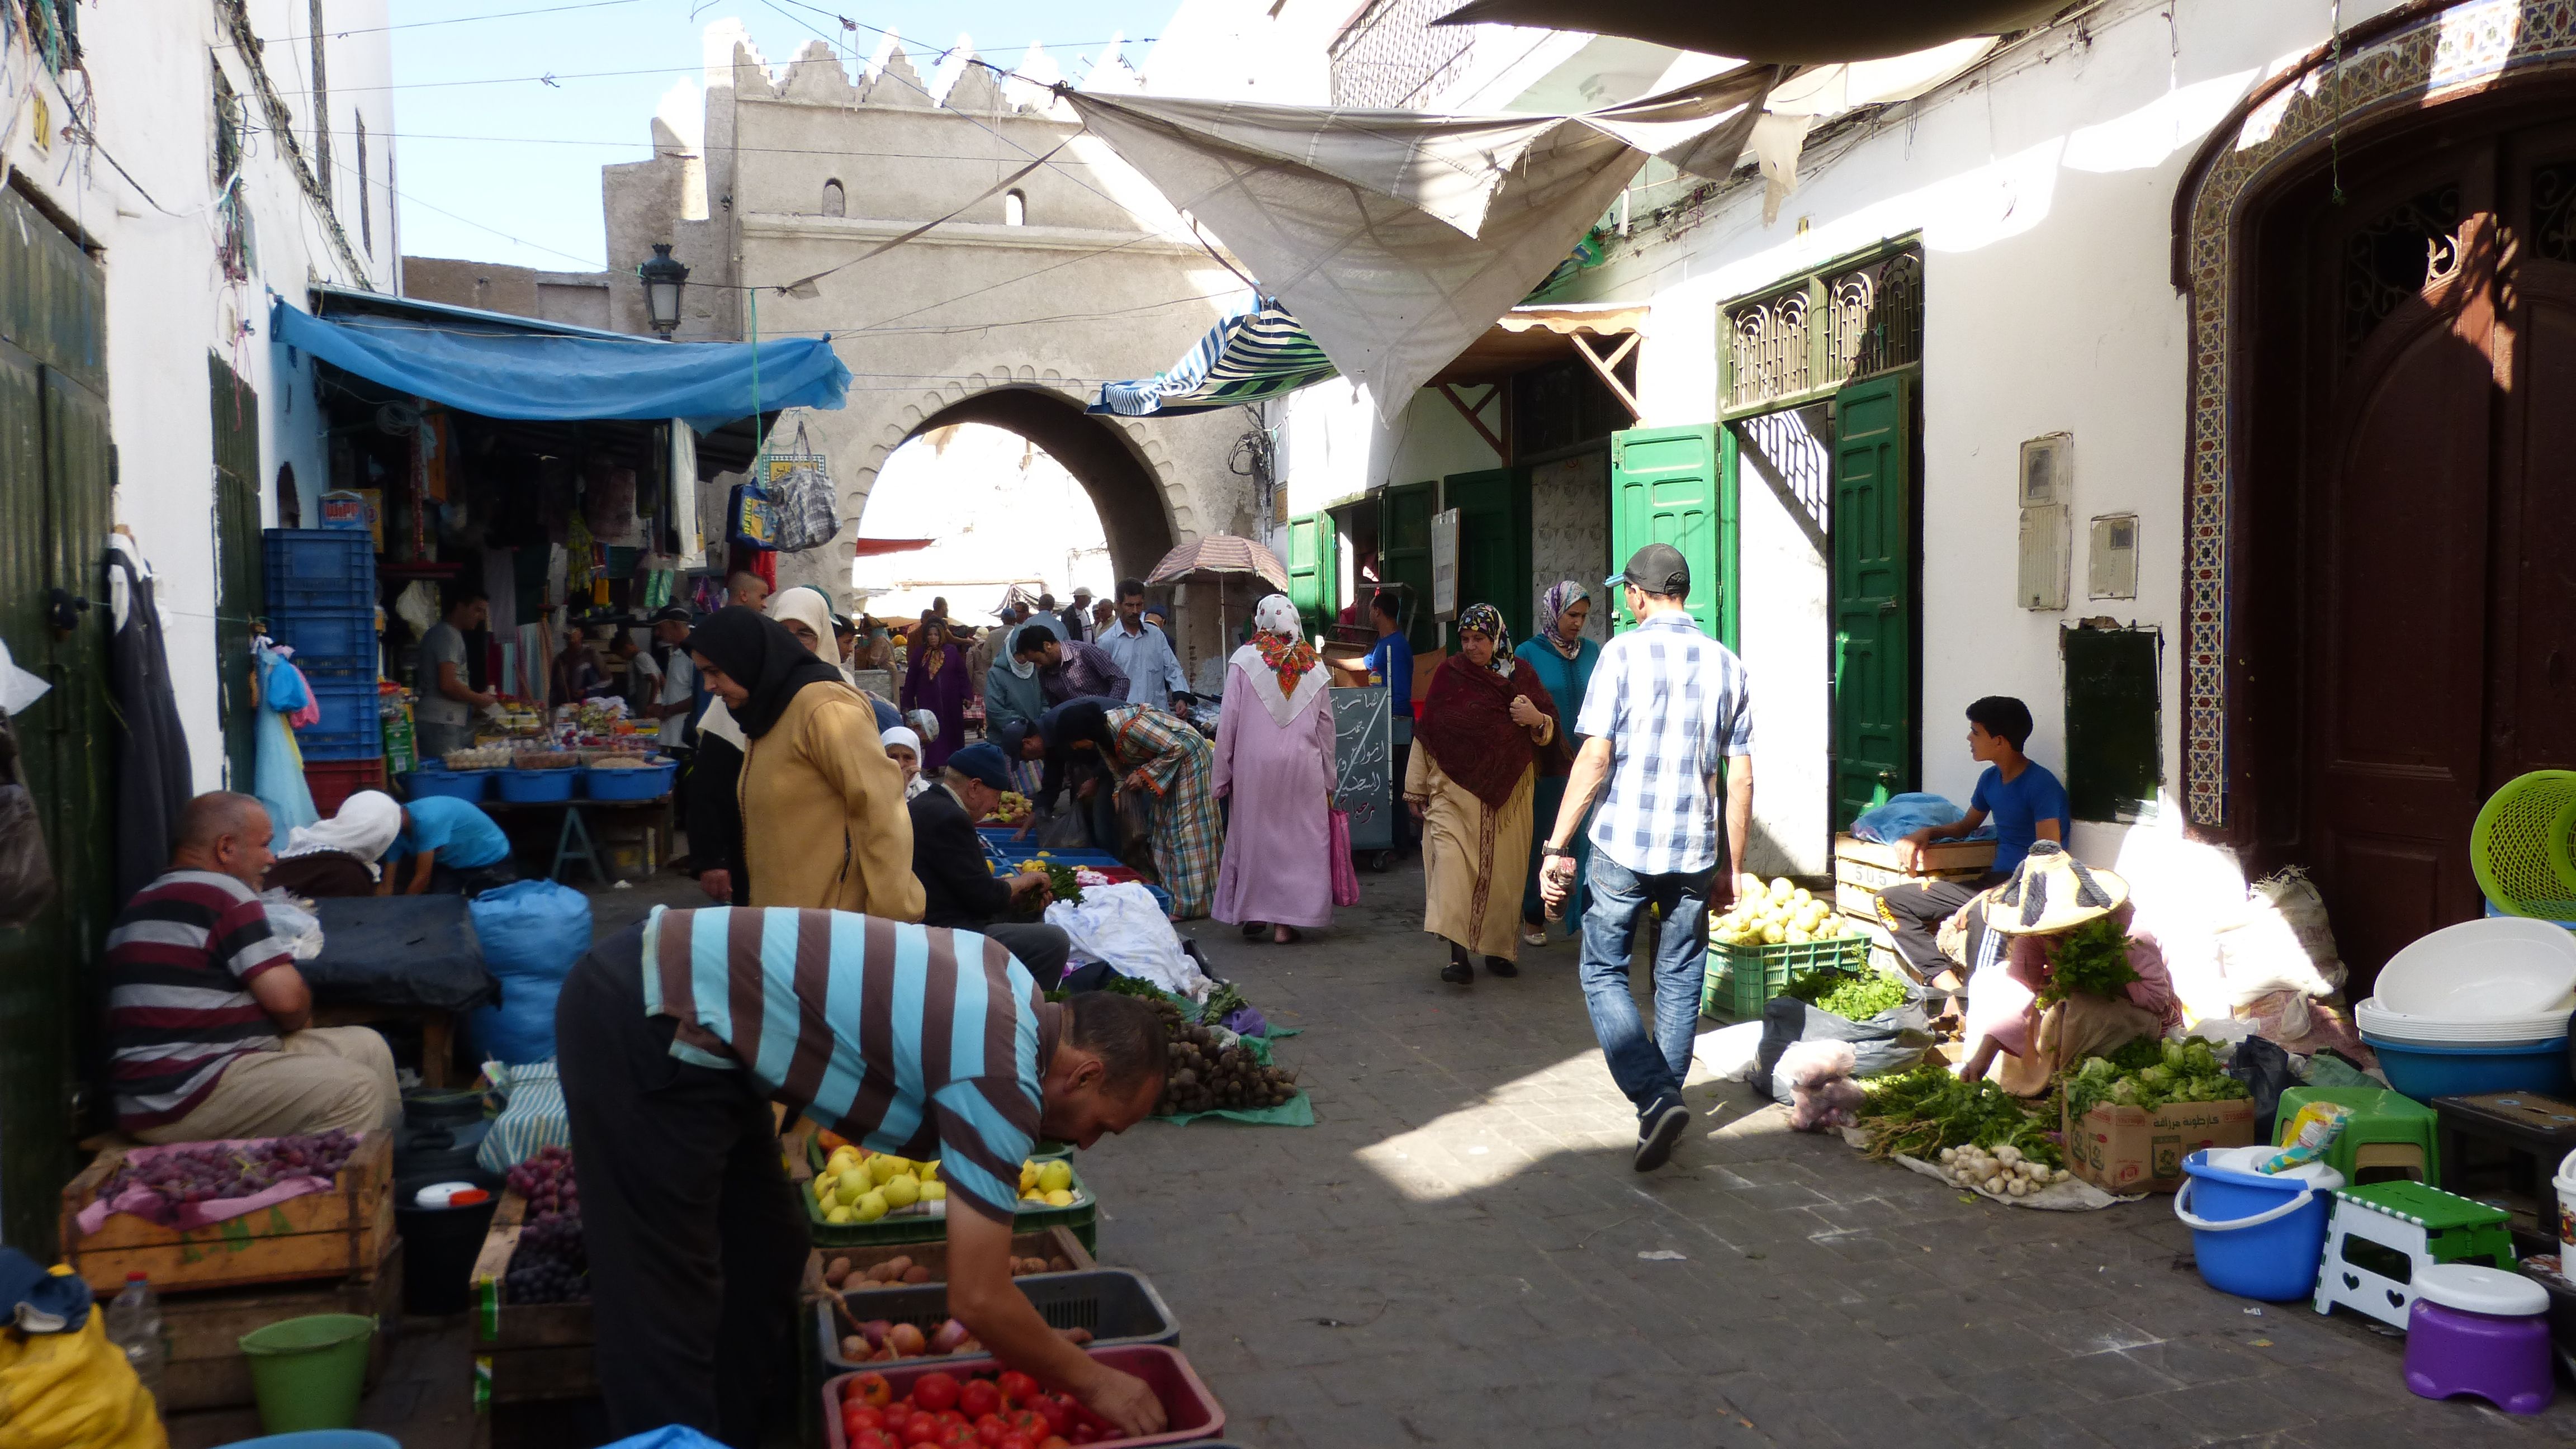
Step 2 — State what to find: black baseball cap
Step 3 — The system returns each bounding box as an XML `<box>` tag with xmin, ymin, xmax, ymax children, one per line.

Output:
<box><xmin>1607</xmin><ymin>543</ymin><xmax>1689</xmax><ymax>598</ymax></box>
<box><xmin>649</xmin><ymin>606</ymin><xmax>693</xmax><ymax>626</ymax></box>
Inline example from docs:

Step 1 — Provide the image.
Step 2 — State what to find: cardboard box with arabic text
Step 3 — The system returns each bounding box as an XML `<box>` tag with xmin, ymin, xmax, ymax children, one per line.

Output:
<box><xmin>2062</xmin><ymin>1095</ymin><xmax>2256</xmax><ymax>1194</ymax></box>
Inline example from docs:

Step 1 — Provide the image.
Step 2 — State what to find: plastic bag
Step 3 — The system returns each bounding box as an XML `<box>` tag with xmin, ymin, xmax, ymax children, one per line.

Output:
<box><xmin>0</xmin><ymin>712</ymin><xmax>54</xmax><ymax>929</ymax></box>
<box><xmin>2225</xmin><ymin>1034</ymin><xmax>2303</xmax><ymax>1143</ymax></box>
<box><xmin>467</xmin><ymin>880</ymin><xmax>592</xmax><ymax>1064</ymax></box>
<box><xmin>765</xmin><ymin>422</ymin><xmax>841</xmax><ymax>553</ymax></box>
<box><xmin>1328</xmin><ymin>809</ymin><xmax>1361</xmax><ymax>907</ymax></box>
<box><xmin>1850</xmin><ymin>792</ymin><xmax>1994</xmax><ymax>843</ymax></box>
<box><xmin>0</xmin><ymin>1277</ymin><xmax>162</xmax><ymax>1449</ymax></box>
<box><xmin>1754</xmin><ymin>997</ymin><xmax>1933</xmax><ymax>1104</ymax></box>
<box><xmin>258</xmin><ymin>888</ymin><xmax>324</xmax><ymax>962</ymax></box>
<box><xmin>727</xmin><ymin>481</ymin><xmax>777</xmax><ymax>551</ymax></box>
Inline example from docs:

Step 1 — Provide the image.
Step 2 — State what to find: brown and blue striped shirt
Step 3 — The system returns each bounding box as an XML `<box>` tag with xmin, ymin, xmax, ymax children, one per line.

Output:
<box><xmin>640</xmin><ymin>906</ymin><xmax>1052</xmax><ymax>1222</ymax></box>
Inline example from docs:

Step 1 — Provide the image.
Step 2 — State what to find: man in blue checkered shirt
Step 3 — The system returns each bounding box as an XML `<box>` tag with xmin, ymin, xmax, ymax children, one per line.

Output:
<box><xmin>1540</xmin><ymin>543</ymin><xmax>1754</xmax><ymax>1172</ymax></box>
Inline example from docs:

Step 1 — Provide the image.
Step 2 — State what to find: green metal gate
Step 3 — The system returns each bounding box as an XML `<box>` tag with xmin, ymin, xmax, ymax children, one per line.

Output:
<box><xmin>0</xmin><ymin>187</ymin><xmax>116</xmax><ymax>1254</ymax></box>
<box><xmin>1442</xmin><ymin>468</ymin><xmax>1530</xmax><ymax>643</ymax></box>
<box><xmin>1607</xmin><ymin>424</ymin><xmax>1735</xmax><ymax>649</ymax></box>
<box><xmin>1830</xmin><ymin>372</ymin><xmax>1916</xmax><ymax>829</ymax></box>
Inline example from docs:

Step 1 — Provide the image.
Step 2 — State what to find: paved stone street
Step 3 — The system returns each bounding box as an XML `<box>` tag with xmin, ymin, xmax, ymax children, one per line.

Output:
<box><xmin>1079</xmin><ymin>859</ymin><xmax>2576</xmax><ymax>1449</ymax></box>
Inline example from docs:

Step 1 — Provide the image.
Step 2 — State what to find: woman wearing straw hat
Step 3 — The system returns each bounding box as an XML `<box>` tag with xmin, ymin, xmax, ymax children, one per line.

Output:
<box><xmin>1959</xmin><ymin>841</ymin><xmax>2181</xmax><ymax>1095</ymax></box>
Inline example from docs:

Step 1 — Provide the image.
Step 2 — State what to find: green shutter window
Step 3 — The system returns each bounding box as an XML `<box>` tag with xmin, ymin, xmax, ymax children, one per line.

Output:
<box><xmin>1377</xmin><ymin>481</ymin><xmax>1438</xmax><ymax>650</ymax></box>
<box><xmin>1441</xmin><ymin>468</ymin><xmax>1531</xmax><ymax>643</ymax></box>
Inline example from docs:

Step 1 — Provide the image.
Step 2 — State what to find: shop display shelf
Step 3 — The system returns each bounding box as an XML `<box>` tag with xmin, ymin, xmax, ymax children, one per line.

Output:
<box><xmin>815</xmin><ymin>1267</ymin><xmax>1179</xmax><ymax>1372</ymax></box>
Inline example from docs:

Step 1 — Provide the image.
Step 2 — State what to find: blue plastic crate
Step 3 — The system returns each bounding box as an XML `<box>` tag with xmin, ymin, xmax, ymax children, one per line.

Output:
<box><xmin>263</xmin><ymin>531</ymin><xmax>376</xmax><ymax>609</ymax></box>
<box><xmin>302</xmin><ymin>677</ymin><xmax>384</xmax><ymax>739</ymax></box>
<box><xmin>295</xmin><ymin>729</ymin><xmax>383</xmax><ymax>763</ymax></box>
<box><xmin>270</xmin><ymin>607</ymin><xmax>377</xmax><ymax>667</ymax></box>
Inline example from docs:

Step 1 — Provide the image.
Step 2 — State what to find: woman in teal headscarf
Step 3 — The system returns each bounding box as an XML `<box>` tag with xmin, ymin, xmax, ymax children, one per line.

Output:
<box><xmin>1515</xmin><ymin>580</ymin><xmax>1600</xmax><ymax>941</ymax></box>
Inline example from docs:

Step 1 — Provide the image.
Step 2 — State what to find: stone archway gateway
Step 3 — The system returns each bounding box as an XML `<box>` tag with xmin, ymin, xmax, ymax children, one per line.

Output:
<box><xmin>843</xmin><ymin>378</ymin><xmax>1186</xmax><ymax>586</ymax></box>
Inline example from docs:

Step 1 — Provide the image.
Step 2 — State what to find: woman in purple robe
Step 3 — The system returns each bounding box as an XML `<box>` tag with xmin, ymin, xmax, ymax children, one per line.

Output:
<box><xmin>899</xmin><ymin>614</ymin><xmax>971</xmax><ymax>772</ymax></box>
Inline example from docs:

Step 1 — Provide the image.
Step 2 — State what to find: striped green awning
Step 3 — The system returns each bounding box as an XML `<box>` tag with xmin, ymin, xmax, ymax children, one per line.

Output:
<box><xmin>1090</xmin><ymin>298</ymin><xmax>1336</xmax><ymax>418</ymax></box>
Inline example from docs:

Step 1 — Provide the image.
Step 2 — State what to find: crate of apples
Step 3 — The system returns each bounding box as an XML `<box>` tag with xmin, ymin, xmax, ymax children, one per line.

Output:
<box><xmin>838</xmin><ymin>1366</ymin><xmax>1109</xmax><ymax>1448</ymax></box>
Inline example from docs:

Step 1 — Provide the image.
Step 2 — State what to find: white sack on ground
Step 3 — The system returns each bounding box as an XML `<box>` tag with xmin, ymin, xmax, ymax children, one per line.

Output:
<box><xmin>1064</xmin><ymin>67</ymin><xmax>1775</xmax><ymax>419</ymax></box>
<box><xmin>1044</xmin><ymin>882</ymin><xmax>1211</xmax><ymax>1000</ymax></box>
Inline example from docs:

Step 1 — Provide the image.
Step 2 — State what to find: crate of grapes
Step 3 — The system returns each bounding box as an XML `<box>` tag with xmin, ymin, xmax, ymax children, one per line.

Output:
<box><xmin>469</xmin><ymin>1148</ymin><xmax>597</xmax><ymax>1408</ymax></box>
<box><xmin>57</xmin><ymin>1129</ymin><xmax>394</xmax><ymax>1295</ymax></box>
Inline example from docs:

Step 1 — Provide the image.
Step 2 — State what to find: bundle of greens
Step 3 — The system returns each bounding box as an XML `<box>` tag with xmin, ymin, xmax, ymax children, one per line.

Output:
<box><xmin>1040</xmin><ymin>861</ymin><xmax>1085</xmax><ymax>905</ymax></box>
<box><xmin>2034</xmin><ymin>916</ymin><xmax>2139</xmax><ymax>1007</ymax></box>
<box><xmin>1199</xmin><ymin>981</ymin><xmax>1250</xmax><ymax>1027</ymax></box>
<box><xmin>1098</xmin><ymin>973</ymin><xmax>1168</xmax><ymax>1003</ymax></box>
<box><xmin>1785</xmin><ymin>967</ymin><xmax>1909</xmax><ymax>1022</ymax></box>
<box><xmin>1858</xmin><ymin>1065</ymin><xmax>2063</xmax><ymax>1168</ymax></box>
<box><xmin>2060</xmin><ymin>1036</ymin><xmax>2247</xmax><ymax>1120</ymax></box>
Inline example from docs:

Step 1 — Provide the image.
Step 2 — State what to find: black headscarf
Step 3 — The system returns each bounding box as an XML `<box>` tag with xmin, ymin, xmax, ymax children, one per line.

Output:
<box><xmin>685</xmin><ymin>605</ymin><xmax>845</xmax><ymax>738</ymax></box>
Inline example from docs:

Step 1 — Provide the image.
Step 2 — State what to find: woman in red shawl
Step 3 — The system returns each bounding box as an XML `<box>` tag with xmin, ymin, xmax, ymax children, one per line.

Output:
<box><xmin>1405</xmin><ymin>603</ymin><xmax>1568</xmax><ymax>984</ymax></box>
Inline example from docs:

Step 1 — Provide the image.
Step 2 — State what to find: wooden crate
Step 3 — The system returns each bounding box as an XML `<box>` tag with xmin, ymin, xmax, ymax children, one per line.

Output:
<box><xmin>804</xmin><ymin>1225</ymin><xmax>1096</xmax><ymax>1296</ymax></box>
<box><xmin>1832</xmin><ymin>834</ymin><xmax>1996</xmax><ymax>922</ymax></box>
<box><xmin>160</xmin><ymin>1239</ymin><xmax>402</xmax><ymax>1412</ymax></box>
<box><xmin>59</xmin><ymin>1131</ymin><xmax>396</xmax><ymax>1295</ymax></box>
<box><xmin>470</xmin><ymin>1188</ymin><xmax>595</xmax><ymax>1408</ymax></box>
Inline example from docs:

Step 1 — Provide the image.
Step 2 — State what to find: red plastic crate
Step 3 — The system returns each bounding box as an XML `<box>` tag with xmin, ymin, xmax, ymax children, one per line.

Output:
<box><xmin>821</xmin><ymin>1343</ymin><xmax>1223</xmax><ymax>1448</ymax></box>
<box><xmin>304</xmin><ymin>757</ymin><xmax>387</xmax><ymax>818</ymax></box>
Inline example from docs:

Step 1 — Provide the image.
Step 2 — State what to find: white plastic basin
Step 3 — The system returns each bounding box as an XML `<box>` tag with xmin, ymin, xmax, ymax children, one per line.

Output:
<box><xmin>2355</xmin><ymin>996</ymin><xmax>2576</xmax><ymax>1043</ymax></box>
<box><xmin>2375</xmin><ymin>917</ymin><xmax>2576</xmax><ymax>1020</ymax></box>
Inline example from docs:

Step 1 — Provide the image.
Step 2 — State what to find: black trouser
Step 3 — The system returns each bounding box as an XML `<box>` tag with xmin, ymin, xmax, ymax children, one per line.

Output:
<box><xmin>980</xmin><ymin>921</ymin><xmax>1073</xmax><ymax>988</ymax></box>
<box><xmin>428</xmin><ymin>859</ymin><xmax>518</xmax><ymax>897</ymax></box>
<box><xmin>1874</xmin><ymin>872</ymin><xmax>2006</xmax><ymax>981</ymax></box>
<box><xmin>556</xmin><ymin>925</ymin><xmax>808</xmax><ymax>1448</ymax></box>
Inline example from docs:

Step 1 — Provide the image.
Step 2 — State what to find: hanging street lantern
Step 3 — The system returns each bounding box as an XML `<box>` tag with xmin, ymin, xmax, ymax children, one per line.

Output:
<box><xmin>640</xmin><ymin>243</ymin><xmax>689</xmax><ymax>338</ymax></box>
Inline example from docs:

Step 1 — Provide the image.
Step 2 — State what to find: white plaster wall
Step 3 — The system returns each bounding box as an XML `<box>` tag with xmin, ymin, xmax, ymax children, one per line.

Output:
<box><xmin>1548</xmin><ymin>0</ymin><xmax>2416</xmax><ymax>853</ymax></box>
<box><xmin>0</xmin><ymin>4</ymin><xmax>392</xmax><ymax>794</ymax></box>
<box><xmin>1732</xmin><ymin>410</ymin><xmax>1832</xmax><ymax>877</ymax></box>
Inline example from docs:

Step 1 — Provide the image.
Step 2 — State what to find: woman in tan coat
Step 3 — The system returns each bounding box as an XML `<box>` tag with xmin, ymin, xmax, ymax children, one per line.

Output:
<box><xmin>686</xmin><ymin>607</ymin><xmax>921</xmax><ymax>918</ymax></box>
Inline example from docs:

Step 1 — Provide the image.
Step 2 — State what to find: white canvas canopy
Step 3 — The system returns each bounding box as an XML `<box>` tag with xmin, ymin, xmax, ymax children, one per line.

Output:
<box><xmin>1064</xmin><ymin>67</ymin><xmax>1778</xmax><ymax>420</ymax></box>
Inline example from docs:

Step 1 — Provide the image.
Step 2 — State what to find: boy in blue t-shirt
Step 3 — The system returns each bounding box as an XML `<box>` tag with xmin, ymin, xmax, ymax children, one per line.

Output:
<box><xmin>1876</xmin><ymin>697</ymin><xmax>2071</xmax><ymax>981</ymax></box>
<box><xmin>391</xmin><ymin>795</ymin><xmax>520</xmax><ymax>897</ymax></box>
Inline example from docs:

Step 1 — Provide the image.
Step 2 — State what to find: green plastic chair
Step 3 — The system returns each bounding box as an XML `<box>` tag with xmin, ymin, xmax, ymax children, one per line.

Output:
<box><xmin>2472</xmin><ymin>771</ymin><xmax>2576</xmax><ymax>921</ymax></box>
<box><xmin>2275</xmin><ymin>1085</ymin><xmax>2441</xmax><ymax>1186</ymax></box>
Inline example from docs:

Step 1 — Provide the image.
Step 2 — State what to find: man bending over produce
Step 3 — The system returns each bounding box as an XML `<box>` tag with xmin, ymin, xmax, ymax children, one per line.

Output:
<box><xmin>106</xmin><ymin>792</ymin><xmax>401</xmax><ymax>1143</ymax></box>
<box><xmin>557</xmin><ymin>906</ymin><xmax>1171</xmax><ymax>1448</ymax></box>
<box><xmin>1958</xmin><ymin>842</ymin><xmax>2179</xmax><ymax>1096</ymax></box>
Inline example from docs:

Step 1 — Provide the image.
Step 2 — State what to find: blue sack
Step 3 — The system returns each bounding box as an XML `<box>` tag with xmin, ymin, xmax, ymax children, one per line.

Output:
<box><xmin>466</xmin><ymin>880</ymin><xmax>592</xmax><ymax>1064</ymax></box>
<box><xmin>1850</xmin><ymin>792</ymin><xmax>1997</xmax><ymax>843</ymax></box>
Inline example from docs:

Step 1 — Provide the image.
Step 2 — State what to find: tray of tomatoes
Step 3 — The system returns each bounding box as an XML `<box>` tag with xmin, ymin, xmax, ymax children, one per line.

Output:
<box><xmin>824</xmin><ymin>1343</ymin><xmax>1221</xmax><ymax>1449</ymax></box>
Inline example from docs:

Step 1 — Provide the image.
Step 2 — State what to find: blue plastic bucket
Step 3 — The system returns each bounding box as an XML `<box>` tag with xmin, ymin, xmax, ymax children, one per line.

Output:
<box><xmin>2361</xmin><ymin>1034</ymin><xmax>2573</xmax><ymax>1100</ymax></box>
<box><xmin>2175</xmin><ymin>1149</ymin><xmax>2342</xmax><ymax>1301</ymax></box>
<box><xmin>582</xmin><ymin>760</ymin><xmax>675</xmax><ymax>800</ymax></box>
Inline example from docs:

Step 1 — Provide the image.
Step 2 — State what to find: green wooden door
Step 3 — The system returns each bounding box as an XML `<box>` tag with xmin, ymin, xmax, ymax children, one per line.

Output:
<box><xmin>1608</xmin><ymin>425</ymin><xmax>1735</xmax><ymax>648</ymax></box>
<box><xmin>1443</xmin><ymin>468</ymin><xmax>1531</xmax><ymax>642</ymax></box>
<box><xmin>1285</xmin><ymin>512</ymin><xmax>1327</xmax><ymax>638</ymax></box>
<box><xmin>1831</xmin><ymin>372</ymin><xmax>1916</xmax><ymax>830</ymax></box>
<box><xmin>1377</xmin><ymin>480</ymin><xmax>1438</xmax><ymax>650</ymax></box>
<box><xmin>211</xmin><ymin>357</ymin><xmax>262</xmax><ymax>790</ymax></box>
<box><xmin>0</xmin><ymin>184</ymin><xmax>114</xmax><ymax>1256</ymax></box>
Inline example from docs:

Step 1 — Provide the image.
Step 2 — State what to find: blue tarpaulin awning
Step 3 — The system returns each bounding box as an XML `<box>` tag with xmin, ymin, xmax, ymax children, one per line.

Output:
<box><xmin>273</xmin><ymin>296</ymin><xmax>849</xmax><ymax>426</ymax></box>
<box><xmin>1089</xmin><ymin>297</ymin><xmax>1336</xmax><ymax>418</ymax></box>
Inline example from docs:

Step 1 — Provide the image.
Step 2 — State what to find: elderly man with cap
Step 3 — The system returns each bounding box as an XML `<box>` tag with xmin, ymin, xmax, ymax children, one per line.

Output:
<box><xmin>1538</xmin><ymin>543</ymin><xmax>1756</xmax><ymax>1173</ymax></box>
<box><xmin>1060</xmin><ymin>586</ymin><xmax>1096</xmax><ymax>645</ymax></box>
<box><xmin>908</xmin><ymin>742</ymin><xmax>1074</xmax><ymax>984</ymax></box>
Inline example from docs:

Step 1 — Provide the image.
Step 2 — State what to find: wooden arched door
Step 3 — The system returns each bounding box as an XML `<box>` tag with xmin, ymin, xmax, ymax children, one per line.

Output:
<box><xmin>2286</xmin><ymin>116</ymin><xmax>2576</xmax><ymax>985</ymax></box>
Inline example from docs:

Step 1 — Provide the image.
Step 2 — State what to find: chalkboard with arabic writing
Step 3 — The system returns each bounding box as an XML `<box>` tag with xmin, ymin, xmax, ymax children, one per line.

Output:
<box><xmin>1330</xmin><ymin>685</ymin><xmax>1393</xmax><ymax>852</ymax></box>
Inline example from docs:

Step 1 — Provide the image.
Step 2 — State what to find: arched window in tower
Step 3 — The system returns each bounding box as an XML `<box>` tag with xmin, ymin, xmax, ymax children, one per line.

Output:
<box><xmin>1003</xmin><ymin>189</ymin><xmax>1026</xmax><ymax>227</ymax></box>
<box><xmin>821</xmin><ymin>179</ymin><xmax>846</xmax><ymax>217</ymax></box>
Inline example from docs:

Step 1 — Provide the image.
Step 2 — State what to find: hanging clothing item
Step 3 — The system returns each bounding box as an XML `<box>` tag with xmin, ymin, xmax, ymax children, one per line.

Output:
<box><xmin>107</xmin><ymin>541</ymin><xmax>194</xmax><ymax>906</ymax></box>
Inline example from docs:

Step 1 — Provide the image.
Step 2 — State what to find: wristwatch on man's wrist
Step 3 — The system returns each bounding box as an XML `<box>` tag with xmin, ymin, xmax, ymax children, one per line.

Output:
<box><xmin>1541</xmin><ymin>844</ymin><xmax>1570</xmax><ymax>859</ymax></box>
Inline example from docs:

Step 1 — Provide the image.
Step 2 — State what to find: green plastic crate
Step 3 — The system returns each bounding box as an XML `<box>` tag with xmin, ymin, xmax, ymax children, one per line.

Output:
<box><xmin>1701</xmin><ymin>935</ymin><xmax>1872</xmax><ymax>1019</ymax></box>
<box><xmin>802</xmin><ymin>1160</ymin><xmax>1098</xmax><ymax>1253</ymax></box>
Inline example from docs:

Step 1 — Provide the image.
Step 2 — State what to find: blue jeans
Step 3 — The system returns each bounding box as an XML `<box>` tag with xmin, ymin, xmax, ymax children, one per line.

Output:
<box><xmin>1578</xmin><ymin>852</ymin><xmax>1715</xmax><ymax>1116</ymax></box>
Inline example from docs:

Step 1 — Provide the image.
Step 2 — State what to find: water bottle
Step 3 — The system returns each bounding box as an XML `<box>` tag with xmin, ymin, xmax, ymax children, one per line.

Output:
<box><xmin>104</xmin><ymin>1271</ymin><xmax>166</xmax><ymax>1404</ymax></box>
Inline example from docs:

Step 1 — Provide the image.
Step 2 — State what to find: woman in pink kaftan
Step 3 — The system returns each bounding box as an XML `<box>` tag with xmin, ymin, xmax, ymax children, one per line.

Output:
<box><xmin>1211</xmin><ymin>594</ymin><xmax>1337</xmax><ymax>943</ymax></box>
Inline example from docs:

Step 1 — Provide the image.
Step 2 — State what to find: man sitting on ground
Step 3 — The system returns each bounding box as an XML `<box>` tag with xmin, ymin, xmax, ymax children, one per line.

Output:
<box><xmin>908</xmin><ymin>743</ymin><xmax>1073</xmax><ymax>985</ymax></box>
<box><xmin>107</xmin><ymin>793</ymin><xmax>401</xmax><ymax>1144</ymax></box>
